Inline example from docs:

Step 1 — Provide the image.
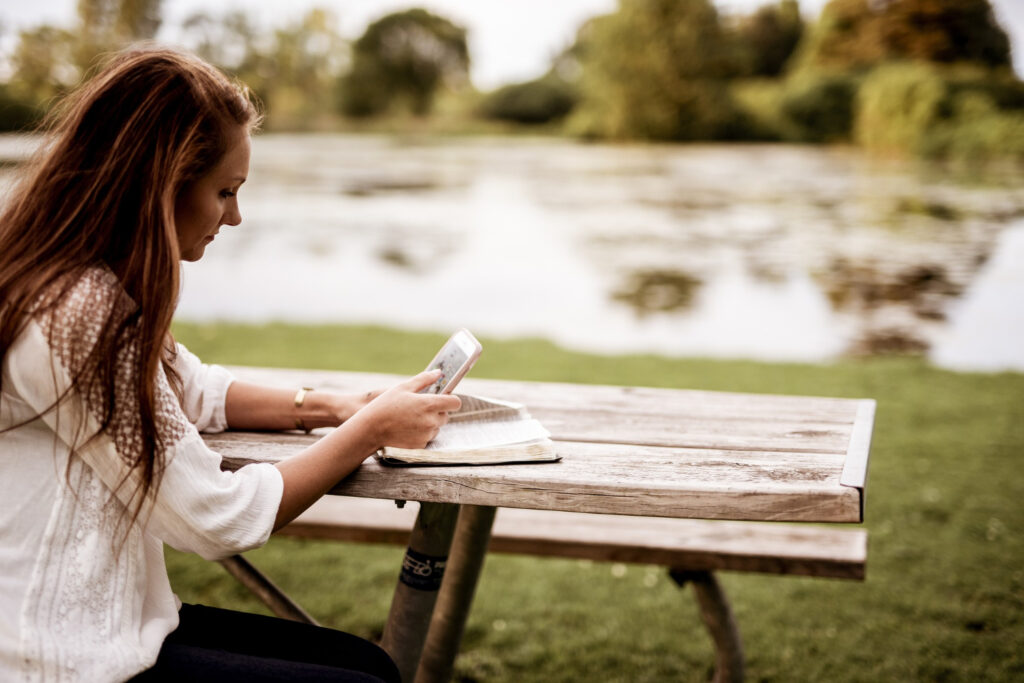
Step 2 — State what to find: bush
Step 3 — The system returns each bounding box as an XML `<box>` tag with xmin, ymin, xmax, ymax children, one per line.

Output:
<box><xmin>922</xmin><ymin>91</ymin><xmax>1024</xmax><ymax>162</ymax></box>
<box><xmin>854</xmin><ymin>62</ymin><xmax>947</xmax><ymax>154</ymax></box>
<box><xmin>731</xmin><ymin>78</ymin><xmax>794</xmax><ymax>141</ymax></box>
<box><xmin>855</xmin><ymin>62</ymin><xmax>1024</xmax><ymax>161</ymax></box>
<box><xmin>478</xmin><ymin>75</ymin><xmax>578</xmax><ymax>125</ymax></box>
<box><xmin>0</xmin><ymin>86</ymin><xmax>41</xmax><ymax>132</ymax></box>
<box><xmin>779</xmin><ymin>71</ymin><xmax>859</xmax><ymax>142</ymax></box>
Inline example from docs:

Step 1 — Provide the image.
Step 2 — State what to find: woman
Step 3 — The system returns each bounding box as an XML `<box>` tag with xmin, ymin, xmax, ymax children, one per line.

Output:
<box><xmin>0</xmin><ymin>47</ymin><xmax>460</xmax><ymax>681</ymax></box>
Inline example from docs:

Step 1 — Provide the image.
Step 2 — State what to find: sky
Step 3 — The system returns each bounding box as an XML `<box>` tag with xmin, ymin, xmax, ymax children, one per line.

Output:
<box><xmin>1</xmin><ymin>0</ymin><xmax>1023</xmax><ymax>89</ymax></box>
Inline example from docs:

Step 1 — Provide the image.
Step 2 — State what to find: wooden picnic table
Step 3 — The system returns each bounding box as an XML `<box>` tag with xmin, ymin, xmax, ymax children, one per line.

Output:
<box><xmin>208</xmin><ymin>365</ymin><xmax>874</xmax><ymax>682</ymax></box>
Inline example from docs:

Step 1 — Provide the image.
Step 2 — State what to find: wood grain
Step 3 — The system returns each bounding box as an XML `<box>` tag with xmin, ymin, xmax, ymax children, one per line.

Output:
<box><xmin>208</xmin><ymin>367</ymin><xmax>872</xmax><ymax>523</ymax></box>
<box><xmin>279</xmin><ymin>497</ymin><xmax>867</xmax><ymax>580</ymax></box>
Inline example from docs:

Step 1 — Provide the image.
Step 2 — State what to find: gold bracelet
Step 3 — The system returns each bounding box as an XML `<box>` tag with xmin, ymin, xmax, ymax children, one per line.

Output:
<box><xmin>294</xmin><ymin>386</ymin><xmax>314</xmax><ymax>433</ymax></box>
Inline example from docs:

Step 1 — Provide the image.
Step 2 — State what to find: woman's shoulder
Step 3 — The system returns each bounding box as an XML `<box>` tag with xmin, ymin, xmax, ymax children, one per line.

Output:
<box><xmin>38</xmin><ymin>265</ymin><xmax>133</xmax><ymax>321</ymax></box>
<box><xmin>32</xmin><ymin>265</ymin><xmax>136</xmax><ymax>359</ymax></box>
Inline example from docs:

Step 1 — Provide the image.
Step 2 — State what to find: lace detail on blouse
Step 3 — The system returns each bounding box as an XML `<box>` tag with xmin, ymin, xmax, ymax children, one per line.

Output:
<box><xmin>39</xmin><ymin>267</ymin><xmax>188</xmax><ymax>473</ymax></box>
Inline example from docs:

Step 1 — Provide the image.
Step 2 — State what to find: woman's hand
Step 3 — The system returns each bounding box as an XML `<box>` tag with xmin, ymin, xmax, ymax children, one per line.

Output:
<box><xmin>273</xmin><ymin>370</ymin><xmax>460</xmax><ymax>530</ymax></box>
<box><xmin>349</xmin><ymin>370</ymin><xmax>462</xmax><ymax>450</ymax></box>
<box><xmin>329</xmin><ymin>388</ymin><xmax>383</xmax><ymax>425</ymax></box>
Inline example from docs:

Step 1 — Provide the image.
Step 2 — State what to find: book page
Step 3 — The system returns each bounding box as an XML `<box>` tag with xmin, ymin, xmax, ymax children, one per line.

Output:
<box><xmin>449</xmin><ymin>394</ymin><xmax>525</xmax><ymax>423</ymax></box>
<box><xmin>426</xmin><ymin>417</ymin><xmax>550</xmax><ymax>451</ymax></box>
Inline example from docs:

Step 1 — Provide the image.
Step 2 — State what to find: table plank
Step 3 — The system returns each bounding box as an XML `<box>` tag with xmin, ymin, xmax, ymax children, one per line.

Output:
<box><xmin>531</xmin><ymin>407</ymin><xmax>851</xmax><ymax>453</ymax></box>
<box><xmin>225</xmin><ymin>366</ymin><xmax>861</xmax><ymax>423</ymax></box>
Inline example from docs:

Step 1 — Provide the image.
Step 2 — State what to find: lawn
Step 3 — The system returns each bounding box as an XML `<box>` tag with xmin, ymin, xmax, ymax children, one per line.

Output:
<box><xmin>168</xmin><ymin>322</ymin><xmax>1024</xmax><ymax>682</ymax></box>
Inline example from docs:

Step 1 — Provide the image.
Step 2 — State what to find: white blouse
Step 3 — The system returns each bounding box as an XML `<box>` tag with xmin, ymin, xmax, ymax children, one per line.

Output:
<box><xmin>0</xmin><ymin>268</ymin><xmax>284</xmax><ymax>682</ymax></box>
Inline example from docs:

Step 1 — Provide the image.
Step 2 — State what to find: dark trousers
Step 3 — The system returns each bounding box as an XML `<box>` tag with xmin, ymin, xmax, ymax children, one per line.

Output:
<box><xmin>131</xmin><ymin>603</ymin><xmax>401</xmax><ymax>682</ymax></box>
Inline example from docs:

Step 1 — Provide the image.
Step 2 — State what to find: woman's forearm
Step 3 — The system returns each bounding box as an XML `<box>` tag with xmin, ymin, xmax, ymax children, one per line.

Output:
<box><xmin>272</xmin><ymin>413</ymin><xmax>379</xmax><ymax>529</ymax></box>
<box><xmin>224</xmin><ymin>380</ymin><xmax>370</xmax><ymax>432</ymax></box>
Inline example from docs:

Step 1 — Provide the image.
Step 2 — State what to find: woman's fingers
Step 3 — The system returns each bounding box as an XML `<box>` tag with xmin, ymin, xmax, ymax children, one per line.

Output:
<box><xmin>350</xmin><ymin>373</ymin><xmax>463</xmax><ymax>450</ymax></box>
<box><xmin>430</xmin><ymin>393</ymin><xmax>462</xmax><ymax>414</ymax></box>
<box><xmin>404</xmin><ymin>369</ymin><xmax>443</xmax><ymax>393</ymax></box>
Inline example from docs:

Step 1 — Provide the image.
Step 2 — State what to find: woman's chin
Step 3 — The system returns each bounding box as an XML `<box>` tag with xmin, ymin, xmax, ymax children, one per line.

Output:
<box><xmin>179</xmin><ymin>243</ymin><xmax>208</xmax><ymax>262</ymax></box>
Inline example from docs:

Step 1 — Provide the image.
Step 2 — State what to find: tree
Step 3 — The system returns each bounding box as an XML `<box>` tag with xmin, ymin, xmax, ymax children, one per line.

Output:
<box><xmin>267</xmin><ymin>9</ymin><xmax>349</xmax><ymax>120</ymax></box>
<box><xmin>732</xmin><ymin>0</ymin><xmax>804</xmax><ymax>77</ymax></box>
<box><xmin>6</xmin><ymin>0</ymin><xmax>164</xmax><ymax>117</ymax></box>
<box><xmin>74</xmin><ymin>0</ymin><xmax>163</xmax><ymax>72</ymax></box>
<box><xmin>568</xmin><ymin>0</ymin><xmax>742</xmax><ymax>140</ymax></box>
<box><xmin>795</xmin><ymin>0</ymin><xmax>1012</xmax><ymax>72</ymax></box>
<box><xmin>8</xmin><ymin>25</ymin><xmax>77</xmax><ymax>106</ymax></box>
<box><xmin>183</xmin><ymin>8</ymin><xmax>348</xmax><ymax>129</ymax></box>
<box><xmin>479</xmin><ymin>73</ymin><xmax>579</xmax><ymax>125</ymax></box>
<box><xmin>182</xmin><ymin>10</ymin><xmax>263</xmax><ymax>76</ymax></box>
<box><xmin>339</xmin><ymin>9</ymin><xmax>469</xmax><ymax>117</ymax></box>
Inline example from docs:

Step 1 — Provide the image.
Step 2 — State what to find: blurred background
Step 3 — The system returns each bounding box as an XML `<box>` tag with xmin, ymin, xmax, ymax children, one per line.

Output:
<box><xmin>3</xmin><ymin>4</ymin><xmax>1023</xmax><ymax>681</ymax></box>
<box><xmin>1</xmin><ymin>0</ymin><xmax>1022</xmax><ymax>370</ymax></box>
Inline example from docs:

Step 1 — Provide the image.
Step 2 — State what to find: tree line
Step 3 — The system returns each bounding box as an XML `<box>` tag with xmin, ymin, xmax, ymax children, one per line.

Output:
<box><xmin>1</xmin><ymin>0</ymin><xmax>1021</xmax><ymax>161</ymax></box>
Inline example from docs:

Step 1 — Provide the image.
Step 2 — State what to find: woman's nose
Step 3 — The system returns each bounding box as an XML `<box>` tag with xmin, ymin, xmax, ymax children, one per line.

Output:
<box><xmin>223</xmin><ymin>201</ymin><xmax>242</xmax><ymax>227</ymax></box>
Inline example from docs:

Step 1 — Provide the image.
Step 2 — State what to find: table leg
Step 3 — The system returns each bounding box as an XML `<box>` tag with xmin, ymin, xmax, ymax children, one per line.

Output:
<box><xmin>380</xmin><ymin>502</ymin><xmax>459</xmax><ymax>683</ymax></box>
<box><xmin>217</xmin><ymin>555</ymin><xmax>319</xmax><ymax>626</ymax></box>
<box><xmin>416</xmin><ymin>505</ymin><xmax>497</xmax><ymax>683</ymax></box>
<box><xmin>670</xmin><ymin>569</ymin><xmax>744</xmax><ymax>683</ymax></box>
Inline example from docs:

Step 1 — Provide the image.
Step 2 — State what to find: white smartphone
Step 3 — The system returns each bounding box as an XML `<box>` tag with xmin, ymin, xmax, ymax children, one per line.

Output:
<box><xmin>420</xmin><ymin>329</ymin><xmax>482</xmax><ymax>394</ymax></box>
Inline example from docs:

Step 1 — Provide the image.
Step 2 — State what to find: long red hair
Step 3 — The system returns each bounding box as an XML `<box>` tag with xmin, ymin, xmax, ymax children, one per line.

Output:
<box><xmin>0</xmin><ymin>46</ymin><xmax>260</xmax><ymax>517</ymax></box>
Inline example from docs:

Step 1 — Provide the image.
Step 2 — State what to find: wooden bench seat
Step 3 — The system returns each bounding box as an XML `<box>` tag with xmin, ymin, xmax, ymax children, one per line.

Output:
<box><xmin>222</xmin><ymin>497</ymin><xmax>867</xmax><ymax>682</ymax></box>
<box><xmin>282</xmin><ymin>497</ymin><xmax>867</xmax><ymax>580</ymax></box>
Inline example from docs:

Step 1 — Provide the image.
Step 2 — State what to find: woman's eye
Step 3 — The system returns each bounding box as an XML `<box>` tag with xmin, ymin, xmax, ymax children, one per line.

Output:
<box><xmin>220</xmin><ymin>190</ymin><xmax>236</xmax><ymax>198</ymax></box>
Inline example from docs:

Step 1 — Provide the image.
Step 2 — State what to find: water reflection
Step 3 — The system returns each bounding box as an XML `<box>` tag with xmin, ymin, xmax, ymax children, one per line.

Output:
<box><xmin>612</xmin><ymin>269</ymin><xmax>703</xmax><ymax>316</ymax></box>
<box><xmin>1</xmin><ymin>134</ymin><xmax>1021</xmax><ymax>371</ymax></box>
<box><xmin>931</xmin><ymin>224</ymin><xmax>1024</xmax><ymax>372</ymax></box>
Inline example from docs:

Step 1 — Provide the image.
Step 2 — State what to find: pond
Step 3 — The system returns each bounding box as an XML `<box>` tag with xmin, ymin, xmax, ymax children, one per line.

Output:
<box><xmin>2</xmin><ymin>133</ymin><xmax>1022</xmax><ymax>372</ymax></box>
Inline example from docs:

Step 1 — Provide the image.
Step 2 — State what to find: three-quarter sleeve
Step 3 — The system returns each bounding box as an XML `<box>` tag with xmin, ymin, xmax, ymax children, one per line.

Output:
<box><xmin>170</xmin><ymin>342</ymin><xmax>235</xmax><ymax>433</ymax></box>
<box><xmin>6</xmin><ymin>270</ymin><xmax>282</xmax><ymax>560</ymax></box>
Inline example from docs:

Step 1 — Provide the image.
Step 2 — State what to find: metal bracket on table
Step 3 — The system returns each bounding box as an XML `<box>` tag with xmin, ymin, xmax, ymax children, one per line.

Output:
<box><xmin>840</xmin><ymin>398</ymin><xmax>876</xmax><ymax>523</ymax></box>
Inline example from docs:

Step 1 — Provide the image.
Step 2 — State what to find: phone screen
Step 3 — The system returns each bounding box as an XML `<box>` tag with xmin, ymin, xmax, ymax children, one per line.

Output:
<box><xmin>422</xmin><ymin>331</ymin><xmax>481</xmax><ymax>394</ymax></box>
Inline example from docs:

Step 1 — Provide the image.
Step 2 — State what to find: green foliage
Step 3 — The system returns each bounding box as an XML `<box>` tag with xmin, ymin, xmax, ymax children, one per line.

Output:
<box><xmin>339</xmin><ymin>9</ymin><xmax>469</xmax><ymax>118</ymax></box>
<box><xmin>729</xmin><ymin>78</ymin><xmax>790</xmax><ymax>140</ymax></box>
<box><xmin>7</xmin><ymin>25</ymin><xmax>77</xmax><ymax>109</ymax></box>
<box><xmin>3</xmin><ymin>0</ymin><xmax>163</xmax><ymax>116</ymax></box>
<box><xmin>855</xmin><ymin>62</ymin><xmax>1024</xmax><ymax>162</ymax></box>
<box><xmin>0</xmin><ymin>84</ymin><xmax>41</xmax><ymax>132</ymax></box>
<box><xmin>183</xmin><ymin>11</ymin><xmax>269</xmax><ymax>104</ymax></box>
<box><xmin>730</xmin><ymin>0</ymin><xmax>804</xmax><ymax>77</ymax></box>
<box><xmin>478</xmin><ymin>74</ymin><xmax>578</xmax><ymax>125</ymax></box>
<box><xmin>184</xmin><ymin>9</ymin><xmax>347</xmax><ymax>130</ymax></box>
<box><xmin>795</xmin><ymin>0</ymin><xmax>1012</xmax><ymax>73</ymax></box>
<box><xmin>855</xmin><ymin>62</ymin><xmax>948</xmax><ymax>154</ymax></box>
<box><xmin>568</xmin><ymin>0</ymin><xmax>744</xmax><ymax>141</ymax></box>
<box><xmin>780</xmin><ymin>70</ymin><xmax>859</xmax><ymax>142</ymax></box>
<box><xmin>922</xmin><ymin>93</ymin><xmax>1024</xmax><ymax>162</ymax></box>
<box><xmin>730</xmin><ymin>72</ymin><xmax>860</xmax><ymax>143</ymax></box>
<box><xmin>73</xmin><ymin>0</ymin><xmax>163</xmax><ymax>76</ymax></box>
<box><xmin>168</xmin><ymin>322</ymin><xmax>1024</xmax><ymax>681</ymax></box>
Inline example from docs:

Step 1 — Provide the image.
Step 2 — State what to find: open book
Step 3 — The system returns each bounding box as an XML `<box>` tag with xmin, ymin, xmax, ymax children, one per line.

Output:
<box><xmin>375</xmin><ymin>395</ymin><xmax>560</xmax><ymax>466</ymax></box>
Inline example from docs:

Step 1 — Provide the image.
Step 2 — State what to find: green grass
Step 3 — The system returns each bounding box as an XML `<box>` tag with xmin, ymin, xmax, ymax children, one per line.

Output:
<box><xmin>168</xmin><ymin>321</ymin><xmax>1024</xmax><ymax>682</ymax></box>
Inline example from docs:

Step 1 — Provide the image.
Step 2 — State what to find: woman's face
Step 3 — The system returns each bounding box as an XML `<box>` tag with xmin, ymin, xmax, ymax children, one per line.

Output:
<box><xmin>174</xmin><ymin>127</ymin><xmax>251</xmax><ymax>262</ymax></box>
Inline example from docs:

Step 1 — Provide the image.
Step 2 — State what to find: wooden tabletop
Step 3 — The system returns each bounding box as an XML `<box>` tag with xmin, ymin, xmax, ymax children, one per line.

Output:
<box><xmin>209</xmin><ymin>366</ymin><xmax>873</xmax><ymax>524</ymax></box>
